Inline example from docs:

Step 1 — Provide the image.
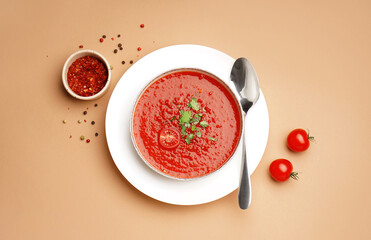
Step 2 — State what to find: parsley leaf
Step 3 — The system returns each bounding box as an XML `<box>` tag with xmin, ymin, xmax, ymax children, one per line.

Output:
<box><xmin>191</xmin><ymin>125</ymin><xmax>195</xmax><ymax>131</ymax></box>
<box><xmin>181</xmin><ymin>125</ymin><xmax>187</xmax><ymax>135</ymax></box>
<box><xmin>200</xmin><ymin>121</ymin><xmax>209</xmax><ymax>128</ymax></box>
<box><xmin>196</xmin><ymin>129</ymin><xmax>201</xmax><ymax>137</ymax></box>
<box><xmin>188</xmin><ymin>97</ymin><xmax>200</xmax><ymax>111</ymax></box>
<box><xmin>179</xmin><ymin>110</ymin><xmax>192</xmax><ymax>124</ymax></box>
<box><xmin>185</xmin><ymin>138</ymin><xmax>191</xmax><ymax>144</ymax></box>
<box><xmin>170</xmin><ymin>117</ymin><xmax>175</xmax><ymax>121</ymax></box>
<box><xmin>188</xmin><ymin>134</ymin><xmax>194</xmax><ymax>140</ymax></box>
<box><xmin>209</xmin><ymin>137</ymin><xmax>217</xmax><ymax>141</ymax></box>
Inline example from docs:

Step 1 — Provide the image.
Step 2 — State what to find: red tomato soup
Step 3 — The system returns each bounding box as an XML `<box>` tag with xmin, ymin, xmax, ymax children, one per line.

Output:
<box><xmin>132</xmin><ymin>70</ymin><xmax>242</xmax><ymax>179</ymax></box>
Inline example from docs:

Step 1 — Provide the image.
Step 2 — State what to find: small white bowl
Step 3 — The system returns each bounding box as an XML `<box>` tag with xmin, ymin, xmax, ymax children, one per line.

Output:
<box><xmin>62</xmin><ymin>50</ymin><xmax>111</xmax><ymax>100</ymax></box>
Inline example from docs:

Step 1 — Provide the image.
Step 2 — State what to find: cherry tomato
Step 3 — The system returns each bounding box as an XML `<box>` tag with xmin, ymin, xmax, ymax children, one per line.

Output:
<box><xmin>287</xmin><ymin>128</ymin><xmax>314</xmax><ymax>152</ymax></box>
<box><xmin>158</xmin><ymin>128</ymin><xmax>180</xmax><ymax>149</ymax></box>
<box><xmin>269</xmin><ymin>159</ymin><xmax>298</xmax><ymax>182</ymax></box>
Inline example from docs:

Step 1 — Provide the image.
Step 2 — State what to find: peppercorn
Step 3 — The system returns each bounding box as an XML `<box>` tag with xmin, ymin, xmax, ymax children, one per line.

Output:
<box><xmin>119</xmin><ymin>47</ymin><xmax>123</xmax><ymax>51</ymax></box>
<box><xmin>122</xmin><ymin>61</ymin><xmax>125</xmax><ymax>64</ymax></box>
<box><xmin>95</xmin><ymin>133</ymin><xmax>99</xmax><ymax>137</ymax></box>
<box><xmin>118</xmin><ymin>43</ymin><xmax>122</xmax><ymax>47</ymax></box>
<box><xmin>102</xmin><ymin>35</ymin><xmax>106</xmax><ymax>38</ymax></box>
<box><xmin>99</xmin><ymin>38</ymin><xmax>103</xmax><ymax>43</ymax></box>
<box><xmin>137</xmin><ymin>47</ymin><xmax>141</xmax><ymax>51</ymax></box>
<box><xmin>94</xmin><ymin>104</ymin><xmax>98</xmax><ymax>107</ymax></box>
<box><xmin>91</xmin><ymin>121</ymin><xmax>95</xmax><ymax>125</ymax></box>
<box><xmin>114</xmin><ymin>49</ymin><xmax>118</xmax><ymax>54</ymax></box>
<box><xmin>80</xmin><ymin>136</ymin><xmax>85</xmax><ymax>140</ymax></box>
<box><xmin>140</xmin><ymin>24</ymin><xmax>144</xmax><ymax>28</ymax></box>
<box><xmin>83</xmin><ymin>111</ymin><xmax>87</xmax><ymax>115</ymax></box>
<box><xmin>130</xmin><ymin>60</ymin><xmax>133</xmax><ymax>64</ymax></box>
<box><xmin>117</xmin><ymin>34</ymin><xmax>121</xmax><ymax>38</ymax></box>
<box><xmin>86</xmin><ymin>139</ymin><xmax>90</xmax><ymax>143</ymax></box>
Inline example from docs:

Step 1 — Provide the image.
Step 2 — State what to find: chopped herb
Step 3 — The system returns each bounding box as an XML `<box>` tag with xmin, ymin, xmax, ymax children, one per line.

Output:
<box><xmin>200</xmin><ymin>121</ymin><xmax>209</xmax><ymax>128</ymax></box>
<box><xmin>185</xmin><ymin>138</ymin><xmax>191</xmax><ymax>144</ymax></box>
<box><xmin>196</xmin><ymin>92</ymin><xmax>199</xmax><ymax>97</ymax></box>
<box><xmin>203</xmin><ymin>107</ymin><xmax>206</xmax><ymax>112</ymax></box>
<box><xmin>181</xmin><ymin>125</ymin><xmax>188</xmax><ymax>135</ymax></box>
<box><xmin>179</xmin><ymin>110</ymin><xmax>192</xmax><ymax>124</ymax></box>
<box><xmin>191</xmin><ymin>125</ymin><xmax>196</xmax><ymax>131</ymax></box>
<box><xmin>188</xmin><ymin>134</ymin><xmax>194</xmax><ymax>139</ymax></box>
<box><xmin>196</xmin><ymin>130</ymin><xmax>202</xmax><ymax>138</ymax></box>
<box><xmin>188</xmin><ymin>97</ymin><xmax>200</xmax><ymax>111</ymax></box>
<box><xmin>209</xmin><ymin>137</ymin><xmax>217</xmax><ymax>141</ymax></box>
<box><xmin>177</xmin><ymin>105</ymin><xmax>181</xmax><ymax>108</ymax></box>
<box><xmin>194</xmin><ymin>113</ymin><xmax>203</xmax><ymax>118</ymax></box>
<box><xmin>170</xmin><ymin>117</ymin><xmax>175</xmax><ymax>121</ymax></box>
<box><xmin>184</xmin><ymin>123</ymin><xmax>191</xmax><ymax>128</ymax></box>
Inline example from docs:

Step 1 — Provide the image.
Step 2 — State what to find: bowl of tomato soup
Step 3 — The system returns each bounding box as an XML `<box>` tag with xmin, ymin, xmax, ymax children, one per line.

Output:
<box><xmin>131</xmin><ymin>69</ymin><xmax>243</xmax><ymax>180</ymax></box>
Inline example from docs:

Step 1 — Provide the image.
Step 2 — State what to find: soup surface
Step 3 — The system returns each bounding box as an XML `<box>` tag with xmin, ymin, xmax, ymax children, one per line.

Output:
<box><xmin>132</xmin><ymin>70</ymin><xmax>242</xmax><ymax>179</ymax></box>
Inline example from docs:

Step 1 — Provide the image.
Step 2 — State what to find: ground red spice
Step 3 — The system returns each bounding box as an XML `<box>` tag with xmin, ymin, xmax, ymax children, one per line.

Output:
<box><xmin>67</xmin><ymin>56</ymin><xmax>108</xmax><ymax>97</ymax></box>
<box><xmin>140</xmin><ymin>24</ymin><xmax>144</xmax><ymax>28</ymax></box>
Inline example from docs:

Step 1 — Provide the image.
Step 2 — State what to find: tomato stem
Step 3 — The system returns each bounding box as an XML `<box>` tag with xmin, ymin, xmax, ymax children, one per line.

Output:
<box><xmin>290</xmin><ymin>172</ymin><xmax>299</xmax><ymax>180</ymax></box>
<box><xmin>307</xmin><ymin>129</ymin><xmax>315</xmax><ymax>142</ymax></box>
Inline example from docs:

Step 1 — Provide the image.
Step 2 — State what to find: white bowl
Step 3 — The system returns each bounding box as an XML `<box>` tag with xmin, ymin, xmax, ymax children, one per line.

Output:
<box><xmin>62</xmin><ymin>50</ymin><xmax>111</xmax><ymax>100</ymax></box>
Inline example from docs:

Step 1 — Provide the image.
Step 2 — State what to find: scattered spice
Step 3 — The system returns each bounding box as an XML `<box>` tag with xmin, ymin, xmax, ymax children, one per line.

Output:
<box><xmin>95</xmin><ymin>133</ymin><xmax>99</xmax><ymax>137</ymax></box>
<box><xmin>84</xmin><ymin>119</ymin><xmax>87</xmax><ymax>122</ymax></box>
<box><xmin>78</xmin><ymin>120</ymin><xmax>82</xmax><ymax>124</ymax></box>
<box><xmin>86</xmin><ymin>107</ymin><xmax>89</xmax><ymax>110</ymax></box>
<box><xmin>69</xmin><ymin>135</ymin><xmax>72</xmax><ymax>139</ymax></box>
<box><xmin>117</xmin><ymin>34</ymin><xmax>121</xmax><ymax>38</ymax></box>
<box><xmin>140</xmin><ymin>24</ymin><xmax>144</xmax><ymax>28</ymax></box>
<box><xmin>102</xmin><ymin>35</ymin><xmax>106</xmax><ymax>39</ymax></box>
<box><xmin>100</xmin><ymin>38</ymin><xmax>104</xmax><ymax>43</ymax></box>
<box><xmin>86</xmin><ymin>139</ymin><xmax>91</xmax><ymax>143</ymax></box>
<box><xmin>68</xmin><ymin>107</ymin><xmax>70</xmax><ymax>110</ymax></box>
<box><xmin>67</xmin><ymin>56</ymin><xmax>108</xmax><ymax>97</ymax></box>
<box><xmin>119</xmin><ymin>47</ymin><xmax>123</xmax><ymax>51</ymax></box>
<box><xmin>110</xmin><ymin>65</ymin><xmax>113</xmax><ymax>70</ymax></box>
<box><xmin>137</xmin><ymin>47</ymin><xmax>142</xmax><ymax>51</ymax></box>
<box><xmin>130</xmin><ymin>60</ymin><xmax>133</xmax><ymax>64</ymax></box>
<box><xmin>121</xmin><ymin>61</ymin><xmax>125</xmax><ymax>64</ymax></box>
<box><xmin>80</xmin><ymin>136</ymin><xmax>85</xmax><ymax>140</ymax></box>
<box><xmin>118</xmin><ymin>43</ymin><xmax>122</xmax><ymax>47</ymax></box>
<box><xmin>91</xmin><ymin>121</ymin><xmax>95</xmax><ymax>125</ymax></box>
<box><xmin>94</xmin><ymin>103</ymin><xmax>98</xmax><ymax>107</ymax></box>
<box><xmin>111</xmin><ymin>37</ymin><xmax>114</xmax><ymax>41</ymax></box>
<box><xmin>79</xmin><ymin>45</ymin><xmax>84</xmax><ymax>48</ymax></box>
<box><xmin>83</xmin><ymin>111</ymin><xmax>87</xmax><ymax>115</ymax></box>
<box><xmin>62</xmin><ymin>120</ymin><xmax>67</xmax><ymax>124</ymax></box>
<box><xmin>114</xmin><ymin>49</ymin><xmax>118</xmax><ymax>54</ymax></box>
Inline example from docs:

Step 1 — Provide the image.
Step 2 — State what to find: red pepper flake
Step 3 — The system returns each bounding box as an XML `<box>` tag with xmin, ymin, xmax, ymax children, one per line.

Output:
<box><xmin>68</xmin><ymin>107</ymin><xmax>70</xmax><ymax>110</ymax></box>
<box><xmin>140</xmin><ymin>24</ymin><xmax>144</xmax><ymax>28</ymax></box>
<box><xmin>84</xmin><ymin>119</ymin><xmax>87</xmax><ymax>122</ymax></box>
<box><xmin>67</xmin><ymin>56</ymin><xmax>108</xmax><ymax>97</ymax></box>
<box><xmin>69</xmin><ymin>135</ymin><xmax>72</xmax><ymax>139</ymax></box>
<box><xmin>86</xmin><ymin>139</ymin><xmax>90</xmax><ymax>143</ymax></box>
<box><xmin>86</xmin><ymin>107</ymin><xmax>89</xmax><ymax>110</ymax></box>
<box><xmin>137</xmin><ymin>47</ymin><xmax>142</xmax><ymax>51</ymax></box>
<box><xmin>111</xmin><ymin>37</ymin><xmax>114</xmax><ymax>41</ymax></box>
<box><xmin>79</xmin><ymin>45</ymin><xmax>84</xmax><ymax>48</ymax></box>
<box><xmin>100</xmin><ymin>38</ymin><xmax>104</xmax><ymax>43</ymax></box>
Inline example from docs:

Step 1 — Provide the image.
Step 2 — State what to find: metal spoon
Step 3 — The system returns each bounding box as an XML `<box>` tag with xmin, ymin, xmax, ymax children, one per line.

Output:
<box><xmin>230</xmin><ymin>58</ymin><xmax>260</xmax><ymax>210</ymax></box>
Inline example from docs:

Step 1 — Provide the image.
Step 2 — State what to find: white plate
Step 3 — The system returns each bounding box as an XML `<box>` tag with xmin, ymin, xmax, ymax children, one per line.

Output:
<box><xmin>105</xmin><ymin>44</ymin><xmax>269</xmax><ymax>205</ymax></box>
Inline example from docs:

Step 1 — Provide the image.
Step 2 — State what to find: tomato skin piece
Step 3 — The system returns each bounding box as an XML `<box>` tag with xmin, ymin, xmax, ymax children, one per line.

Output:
<box><xmin>287</xmin><ymin>128</ymin><xmax>310</xmax><ymax>152</ymax></box>
<box><xmin>269</xmin><ymin>159</ymin><xmax>293</xmax><ymax>182</ymax></box>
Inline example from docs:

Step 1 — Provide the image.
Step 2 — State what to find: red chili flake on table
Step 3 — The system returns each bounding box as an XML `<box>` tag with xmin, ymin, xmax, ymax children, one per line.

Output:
<box><xmin>137</xmin><ymin>47</ymin><xmax>141</xmax><ymax>51</ymax></box>
<box><xmin>111</xmin><ymin>37</ymin><xmax>114</xmax><ymax>41</ymax></box>
<box><xmin>67</xmin><ymin>56</ymin><xmax>108</xmax><ymax>97</ymax></box>
<box><xmin>79</xmin><ymin>45</ymin><xmax>84</xmax><ymax>48</ymax></box>
<box><xmin>86</xmin><ymin>139</ymin><xmax>90</xmax><ymax>143</ymax></box>
<box><xmin>84</xmin><ymin>119</ymin><xmax>87</xmax><ymax>122</ymax></box>
<box><xmin>99</xmin><ymin>38</ymin><xmax>104</xmax><ymax>43</ymax></box>
<box><xmin>140</xmin><ymin>24</ymin><xmax>144</xmax><ymax>28</ymax></box>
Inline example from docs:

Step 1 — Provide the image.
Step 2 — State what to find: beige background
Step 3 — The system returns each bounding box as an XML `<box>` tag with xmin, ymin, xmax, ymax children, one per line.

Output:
<box><xmin>1</xmin><ymin>0</ymin><xmax>370</xmax><ymax>239</ymax></box>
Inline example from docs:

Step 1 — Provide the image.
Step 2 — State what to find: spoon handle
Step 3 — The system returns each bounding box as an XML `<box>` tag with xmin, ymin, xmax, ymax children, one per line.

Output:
<box><xmin>238</xmin><ymin>130</ymin><xmax>251</xmax><ymax>209</ymax></box>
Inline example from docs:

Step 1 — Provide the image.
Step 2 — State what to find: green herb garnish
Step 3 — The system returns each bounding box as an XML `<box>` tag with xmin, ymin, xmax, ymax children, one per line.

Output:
<box><xmin>200</xmin><ymin>121</ymin><xmax>209</xmax><ymax>128</ymax></box>
<box><xmin>185</xmin><ymin>138</ymin><xmax>191</xmax><ymax>144</ymax></box>
<box><xmin>188</xmin><ymin>97</ymin><xmax>200</xmax><ymax>111</ymax></box>
<box><xmin>191</xmin><ymin>125</ymin><xmax>196</xmax><ymax>131</ymax></box>
<box><xmin>179</xmin><ymin>110</ymin><xmax>192</xmax><ymax>124</ymax></box>
<box><xmin>188</xmin><ymin>134</ymin><xmax>194</xmax><ymax>139</ymax></box>
<box><xmin>209</xmin><ymin>137</ymin><xmax>217</xmax><ymax>141</ymax></box>
<box><xmin>196</xmin><ymin>130</ymin><xmax>202</xmax><ymax>138</ymax></box>
<box><xmin>181</xmin><ymin>125</ymin><xmax>187</xmax><ymax>135</ymax></box>
<box><xmin>170</xmin><ymin>116</ymin><xmax>175</xmax><ymax>121</ymax></box>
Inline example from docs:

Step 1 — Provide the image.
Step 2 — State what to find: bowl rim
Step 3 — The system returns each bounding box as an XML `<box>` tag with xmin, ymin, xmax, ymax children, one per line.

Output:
<box><xmin>62</xmin><ymin>49</ymin><xmax>111</xmax><ymax>100</ymax></box>
<box><xmin>130</xmin><ymin>68</ymin><xmax>244</xmax><ymax>181</ymax></box>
